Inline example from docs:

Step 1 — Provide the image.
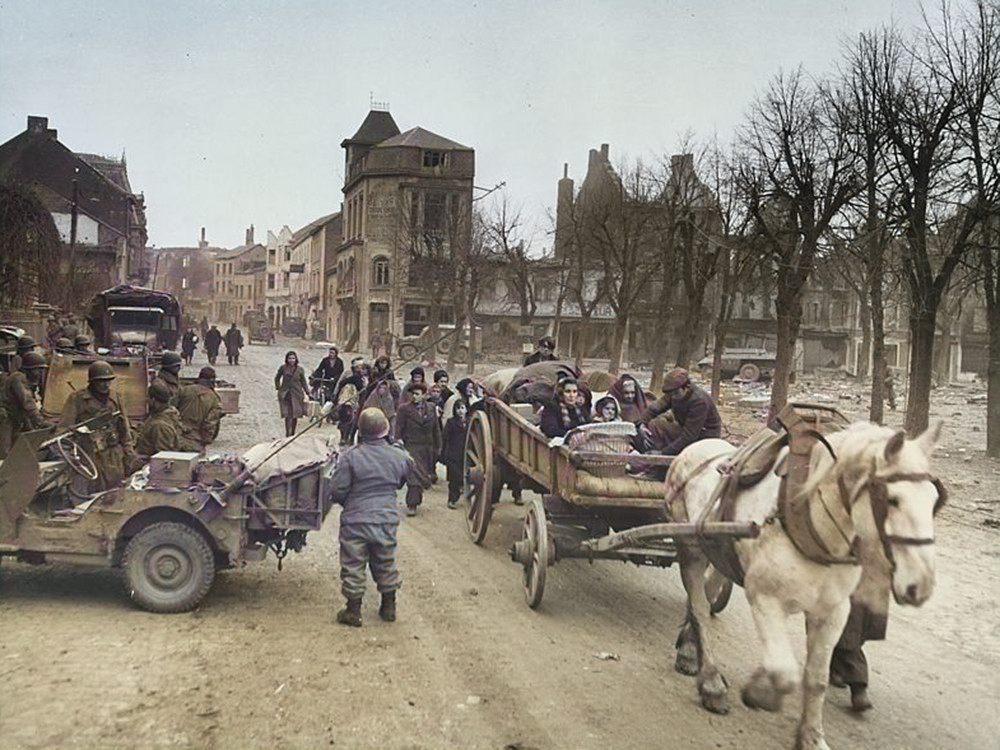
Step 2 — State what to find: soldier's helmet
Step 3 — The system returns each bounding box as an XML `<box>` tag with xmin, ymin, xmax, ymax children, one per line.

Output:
<box><xmin>662</xmin><ymin>368</ymin><xmax>691</xmax><ymax>392</ymax></box>
<box><xmin>56</xmin><ymin>337</ymin><xmax>74</xmax><ymax>349</ymax></box>
<box><xmin>160</xmin><ymin>351</ymin><xmax>182</xmax><ymax>369</ymax></box>
<box><xmin>88</xmin><ymin>360</ymin><xmax>116</xmax><ymax>381</ymax></box>
<box><xmin>357</xmin><ymin>407</ymin><xmax>390</xmax><ymax>440</ymax></box>
<box><xmin>16</xmin><ymin>335</ymin><xmax>36</xmax><ymax>352</ymax></box>
<box><xmin>74</xmin><ymin>334</ymin><xmax>92</xmax><ymax>348</ymax></box>
<box><xmin>148</xmin><ymin>381</ymin><xmax>172</xmax><ymax>403</ymax></box>
<box><xmin>19</xmin><ymin>351</ymin><xmax>48</xmax><ymax>370</ymax></box>
<box><xmin>198</xmin><ymin>366</ymin><xmax>217</xmax><ymax>382</ymax></box>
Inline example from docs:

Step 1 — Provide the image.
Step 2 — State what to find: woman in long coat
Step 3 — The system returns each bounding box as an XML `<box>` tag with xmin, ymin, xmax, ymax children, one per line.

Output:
<box><xmin>275</xmin><ymin>350</ymin><xmax>309</xmax><ymax>437</ymax></box>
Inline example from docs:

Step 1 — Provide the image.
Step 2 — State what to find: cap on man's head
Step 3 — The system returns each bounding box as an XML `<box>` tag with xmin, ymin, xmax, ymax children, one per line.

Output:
<box><xmin>662</xmin><ymin>368</ymin><xmax>691</xmax><ymax>392</ymax></box>
<box><xmin>198</xmin><ymin>366</ymin><xmax>217</xmax><ymax>381</ymax></box>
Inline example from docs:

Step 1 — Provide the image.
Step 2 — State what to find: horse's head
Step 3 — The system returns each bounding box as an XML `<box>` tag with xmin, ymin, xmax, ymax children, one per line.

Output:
<box><xmin>854</xmin><ymin>421</ymin><xmax>946</xmax><ymax>607</ymax></box>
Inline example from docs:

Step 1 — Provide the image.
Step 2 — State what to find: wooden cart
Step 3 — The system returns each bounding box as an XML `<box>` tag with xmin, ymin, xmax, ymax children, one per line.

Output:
<box><xmin>463</xmin><ymin>397</ymin><xmax>757</xmax><ymax>608</ymax></box>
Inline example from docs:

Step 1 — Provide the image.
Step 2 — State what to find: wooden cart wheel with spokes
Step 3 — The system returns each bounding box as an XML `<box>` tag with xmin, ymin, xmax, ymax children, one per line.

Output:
<box><xmin>463</xmin><ymin>410</ymin><xmax>500</xmax><ymax>543</ymax></box>
<box><xmin>520</xmin><ymin>495</ymin><xmax>551</xmax><ymax>609</ymax></box>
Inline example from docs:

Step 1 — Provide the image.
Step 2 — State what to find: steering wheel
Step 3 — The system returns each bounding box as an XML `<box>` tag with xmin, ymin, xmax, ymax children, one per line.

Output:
<box><xmin>55</xmin><ymin>434</ymin><xmax>99</xmax><ymax>480</ymax></box>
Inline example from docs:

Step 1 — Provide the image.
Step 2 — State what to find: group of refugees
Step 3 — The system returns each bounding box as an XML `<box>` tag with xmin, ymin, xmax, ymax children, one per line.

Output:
<box><xmin>0</xmin><ymin>331</ymin><xmax>225</xmax><ymax>498</ymax></box>
<box><xmin>181</xmin><ymin>322</ymin><xmax>244</xmax><ymax>367</ymax></box>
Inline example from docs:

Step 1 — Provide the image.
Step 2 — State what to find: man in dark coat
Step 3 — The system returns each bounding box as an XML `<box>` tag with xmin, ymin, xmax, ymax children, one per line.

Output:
<box><xmin>328</xmin><ymin>407</ymin><xmax>412</xmax><ymax>627</ymax></box>
<box><xmin>636</xmin><ymin>368</ymin><xmax>721</xmax><ymax>455</ymax></box>
<box><xmin>523</xmin><ymin>335</ymin><xmax>557</xmax><ymax>366</ymax></box>
<box><xmin>224</xmin><ymin>323</ymin><xmax>244</xmax><ymax>365</ymax></box>
<box><xmin>311</xmin><ymin>346</ymin><xmax>345</xmax><ymax>404</ymax></box>
<box><xmin>203</xmin><ymin>325</ymin><xmax>223</xmax><ymax>366</ymax></box>
<box><xmin>393</xmin><ymin>382</ymin><xmax>441</xmax><ymax>516</ymax></box>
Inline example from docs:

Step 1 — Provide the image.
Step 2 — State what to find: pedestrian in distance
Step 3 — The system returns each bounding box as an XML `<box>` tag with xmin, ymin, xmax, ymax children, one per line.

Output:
<box><xmin>329</xmin><ymin>407</ymin><xmax>412</xmax><ymax>627</ymax></box>
<box><xmin>524</xmin><ymin>335</ymin><xmax>557</xmax><ymax>366</ymax></box>
<box><xmin>181</xmin><ymin>329</ymin><xmax>198</xmax><ymax>366</ymax></box>
<box><xmin>275</xmin><ymin>350</ymin><xmax>310</xmax><ymax>437</ymax></box>
<box><xmin>203</xmin><ymin>325</ymin><xmax>222</xmax><ymax>366</ymax></box>
<box><xmin>224</xmin><ymin>323</ymin><xmax>244</xmax><ymax>365</ymax></box>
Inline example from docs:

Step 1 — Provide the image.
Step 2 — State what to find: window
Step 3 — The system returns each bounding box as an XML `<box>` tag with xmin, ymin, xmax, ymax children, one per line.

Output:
<box><xmin>267</xmin><ymin>274</ymin><xmax>275</xmax><ymax>290</ymax></box>
<box><xmin>423</xmin><ymin>150</ymin><xmax>447</xmax><ymax>168</ymax></box>
<box><xmin>372</xmin><ymin>256</ymin><xmax>390</xmax><ymax>287</ymax></box>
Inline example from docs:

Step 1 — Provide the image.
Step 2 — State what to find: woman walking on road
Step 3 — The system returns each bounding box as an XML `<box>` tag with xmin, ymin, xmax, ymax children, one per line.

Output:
<box><xmin>275</xmin><ymin>350</ymin><xmax>310</xmax><ymax>437</ymax></box>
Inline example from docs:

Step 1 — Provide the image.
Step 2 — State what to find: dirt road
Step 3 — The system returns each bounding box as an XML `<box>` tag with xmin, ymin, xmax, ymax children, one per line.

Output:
<box><xmin>1</xmin><ymin>339</ymin><xmax>997</xmax><ymax>749</ymax></box>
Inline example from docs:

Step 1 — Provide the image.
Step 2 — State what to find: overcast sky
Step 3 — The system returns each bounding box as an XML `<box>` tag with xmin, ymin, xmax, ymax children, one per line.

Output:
<box><xmin>1</xmin><ymin>0</ymin><xmax>932</xmax><ymax>251</ymax></box>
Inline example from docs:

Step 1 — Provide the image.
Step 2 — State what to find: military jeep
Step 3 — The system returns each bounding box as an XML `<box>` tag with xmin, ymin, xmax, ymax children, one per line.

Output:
<box><xmin>0</xmin><ymin>423</ymin><xmax>336</xmax><ymax>613</ymax></box>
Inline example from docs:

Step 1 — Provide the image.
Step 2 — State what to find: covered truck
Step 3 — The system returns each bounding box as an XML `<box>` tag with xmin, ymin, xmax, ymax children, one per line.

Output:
<box><xmin>86</xmin><ymin>284</ymin><xmax>183</xmax><ymax>352</ymax></box>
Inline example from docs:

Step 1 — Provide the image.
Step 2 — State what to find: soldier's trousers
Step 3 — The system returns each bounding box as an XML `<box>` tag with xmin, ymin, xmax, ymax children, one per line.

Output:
<box><xmin>338</xmin><ymin>522</ymin><xmax>400</xmax><ymax>599</ymax></box>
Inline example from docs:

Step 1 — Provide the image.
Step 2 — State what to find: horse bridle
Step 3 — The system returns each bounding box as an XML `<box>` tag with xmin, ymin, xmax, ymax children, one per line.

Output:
<box><xmin>852</xmin><ymin>471</ymin><xmax>947</xmax><ymax>566</ymax></box>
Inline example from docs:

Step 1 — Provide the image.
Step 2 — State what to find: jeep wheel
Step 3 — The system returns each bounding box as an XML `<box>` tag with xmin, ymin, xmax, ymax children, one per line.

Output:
<box><xmin>123</xmin><ymin>522</ymin><xmax>215</xmax><ymax>613</ymax></box>
<box><xmin>738</xmin><ymin>363</ymin><xmax>761</xmax><ymax>382</ymax></box>
<box><xmin>398</xmin><ymin>342</ymin><xmax>419</xmax><ymax>361</ymax></box>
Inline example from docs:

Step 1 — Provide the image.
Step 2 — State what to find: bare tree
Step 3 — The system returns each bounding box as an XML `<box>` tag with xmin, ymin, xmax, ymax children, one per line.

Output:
<box><xmin>0</xmin><ymin>182</ymin><xmax>64</xmax><ymax>309</ymax></box>
<box><xmin>870</xmin><ymin>1</ymin><xmax>999</xmax><ymax>434</ymax></box>
<box><xmin>478</xmin><ymin>194</ymin><xmax>537</xmax><ymax>325</ymax></box>
<box><xmin>736</xmin><ymin>68</ymin><xmax>863</xmax><ymax>416</ymax></box>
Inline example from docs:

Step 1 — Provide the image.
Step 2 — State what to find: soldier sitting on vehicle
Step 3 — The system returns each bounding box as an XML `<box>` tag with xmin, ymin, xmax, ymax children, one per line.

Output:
<box><xmin>177</xmin><ymin>366</ymin><xmax>224</xmax><ymax>452</ymax></box>
<box><xmin>0</xmin><ymin>351</ymin><xmax>54</xmax><ymax>458</ymax></box>
<box><xmin>154</xmin><ymin>351</ymin><xmax>183</xmax><ymax>405</ymax></box>
<box><xmin>57</xmin><ymin>360</ymin><xmax>139</xmax><ymax>494</ymax></box>
<box><xmin>136</xmin><ymin>382</ymin><xmax>198</xmax><ymax>457</ymax></box>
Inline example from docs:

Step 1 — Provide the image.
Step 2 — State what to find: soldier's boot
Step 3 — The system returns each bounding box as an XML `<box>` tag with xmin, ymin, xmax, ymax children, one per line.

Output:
<box><xmin>379</xmin><ymin>591</ymin><xmax>397</xmax><ymax>622</ymax></box>
<box><xmin>336</xmin><ymin>597</ymin><xmax>363</xmax><ymax>627</ymax></box>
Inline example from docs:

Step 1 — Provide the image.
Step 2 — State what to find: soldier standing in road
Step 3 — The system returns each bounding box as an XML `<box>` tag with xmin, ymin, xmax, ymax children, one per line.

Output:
<box><xmin>58</xmin><ymin>360</ymin><xmax>138</xmax><ymax>493</ymax></box>
<box><xmin>328</xmin><ymin>407</ymin><xmax>411</xmax><ymax>627</ymax></box>
<box><xmin>224</xmin><ymin>323</ymin><xmax>244</xmax><ymax>365</ymax></box>
<box><xmin>176</xmin><ymin>366</ymin><xmax>224</xmax><ymax>451</ymax></box>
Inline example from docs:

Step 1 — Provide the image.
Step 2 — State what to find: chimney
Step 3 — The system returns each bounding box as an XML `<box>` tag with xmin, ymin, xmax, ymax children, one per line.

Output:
<box><xmin>199</xmin><ymin>227</ymin><xmax>207</xmax><ymax>249</ymax></box>
<box><xmin>600</xmin><ymin>143</ymin><xmax>609</xmax><ymax>160</ymax></box>
<box><xmin>27</xmin><ymin>115</ymin><xmax>48</xmax><ymax>133</ymax></box>
<box><xmin>246</xmin><ymin>225</ymin><xmax>254</xmax><ymax>245</ymax></box>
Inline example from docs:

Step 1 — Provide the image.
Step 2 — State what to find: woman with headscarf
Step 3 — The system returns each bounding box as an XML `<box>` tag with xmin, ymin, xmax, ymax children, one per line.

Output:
<box><xmin>538</xmin><ymin>377</ymin><xmax>591</xmax><ymax>438</ymax></box>
<box><xmin>608</xmin><ymin>373</ymin><xmax>650</xmax><ymax>424</ymax></box>
<box><xmin>275</xmin><ymin>350</ymin><xmax>310</xmax><ymax>437</ymax></box>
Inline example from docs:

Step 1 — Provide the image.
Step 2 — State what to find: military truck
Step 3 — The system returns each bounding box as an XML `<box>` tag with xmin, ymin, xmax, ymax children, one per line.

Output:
<box><xmin>86</xmin><ymin>284</ymin><xmax>183</xmax><ymax>352</ymax></box>
<box><xmin>0</xmin><ymin>414</ymin><xmax>335</xmax><ymax>613</ymax></box>
<box><xmin>396</xmin><ymin>323</ymin><xmax>482</xmax><ymax>362</ymax></box>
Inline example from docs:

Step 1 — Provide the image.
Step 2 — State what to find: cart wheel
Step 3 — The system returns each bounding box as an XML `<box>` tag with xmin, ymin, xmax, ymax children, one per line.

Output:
<box><xmin>738</xmin><ymin>363</ymin><xmax>761</xmax><ymax>382</ymax></box>
<box><xmin>522</xmin><ymin>496</ymin><xmax>549</xmax><ymax>609</ymax></box>
<box><xmin>705</xmin><ymin>566</ymin><xmax>734</xmax><ymax>615</ymax></box>
<box><xmin>463</xmin><ymin>410</ymin><xmax>499</xmax><ymax>543</ymax></box>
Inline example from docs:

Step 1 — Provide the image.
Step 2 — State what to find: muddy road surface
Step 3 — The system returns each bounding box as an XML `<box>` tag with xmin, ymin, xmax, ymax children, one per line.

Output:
<box><xmin>1</xmin><ymin>338</ymin><xmax>997</xmax><ymax>749</ymax></box>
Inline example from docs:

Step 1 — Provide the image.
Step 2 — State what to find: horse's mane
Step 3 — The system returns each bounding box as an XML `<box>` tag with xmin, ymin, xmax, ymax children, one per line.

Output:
<box><xmin>798</xmin><ymin>421</ymin><xmax>897</xmax><ymax>497</ymax></box>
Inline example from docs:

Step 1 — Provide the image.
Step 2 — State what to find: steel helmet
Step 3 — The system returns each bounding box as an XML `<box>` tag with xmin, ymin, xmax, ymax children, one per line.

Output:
<box><xmin>74</xmin><ymin>334</ymin><xmax>92</xmax><ymax>347</ymax></box>
<box><xmin>88</xmin><ymin>360</ymin><xmax>116</xmax><ymax>381</ymax></box>
<box><xmin>662</xmin><ymin>368</ymin><xmax>691</xmax><ymax>392</ymax></box>
<box><xmin>160</xmin><ymin>351</ymin><xmax>182</xmax><ymax>369</ymax></box>
<box><xmin>16</xmin><ymin>335</ymin><xmax>36</xmax><ymax>351</ymax></box>
<box><xmin>19</xmin><ymin>351</ymin><xmax>48</xmax><ymax>370</ymax></box>
<box><xmin>357</xmin><ymin>407</ymin><xmax>390</xmax><ymax>440</ymax></box>
<box><xmin>148</xmin><ymin>381</ymin><xmax>172</xmax><ymax>403</ymax></box>
<box><xmin>198</xmin><ymin>366</ymin><xmax>217</xmax><ymax>381</ymax></box>
<box><xmin>56</xmin><ymin>337</ymin><xmax>73</xmax><ymax>349</ymax></box>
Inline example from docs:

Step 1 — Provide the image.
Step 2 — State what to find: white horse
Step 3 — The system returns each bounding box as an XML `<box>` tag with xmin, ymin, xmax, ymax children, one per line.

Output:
<box><xmin>668</xmin><ymin>420</ymin><xmax>944</xmax><ymax>750</ymax></box>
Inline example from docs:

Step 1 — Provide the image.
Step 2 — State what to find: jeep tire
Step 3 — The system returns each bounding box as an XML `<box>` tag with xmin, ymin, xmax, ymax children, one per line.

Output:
<box><xmin>123</xmin><ymin>522</ymin><xmax>215</xmax><ymax>613</ymax></box>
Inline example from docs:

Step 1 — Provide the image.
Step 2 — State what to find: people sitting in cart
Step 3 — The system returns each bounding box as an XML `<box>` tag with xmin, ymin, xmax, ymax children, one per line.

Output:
<box><xmin>635</xmin><ymin>368</ymin><xmax>722</xmax><ymax>455</ymax></box>
<box><xmin>591</xmin><ymin>395</ymin><xmax>621</xmax><ymax>423</ymax></box>
<box><xmin>539</xmin><ymin>377</ymin><xmax>591</xmax><ymax>439</ymax></box>
<box><xmin>608</xmin><ymin>373</ymin><xmax>650</xmax><ymax>424</ymax></box>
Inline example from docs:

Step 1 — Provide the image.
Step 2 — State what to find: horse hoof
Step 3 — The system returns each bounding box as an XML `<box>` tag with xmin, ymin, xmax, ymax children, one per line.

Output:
<box><xmin>674</xmin><ymin>653</ymin><xmax>699</xmax><ymax>676</ymax></box>
<box><xmin>700</xmin><ymin>692</ymin><xmax>730</xmax><ymax>715</ymax></box>
<box><xmin>850</xmin><ymin>686</ymin><xmax>873</xmax><ymax>713</ymax></box>
<box><xmin>741</xmin><ymin>679</ymin><xmax>783</xmax><ymax>712</ymax></box>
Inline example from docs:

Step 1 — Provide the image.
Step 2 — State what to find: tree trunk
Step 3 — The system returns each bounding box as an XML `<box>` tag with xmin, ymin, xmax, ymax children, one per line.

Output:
<box><xmin>990</xmin><ymin>310</ymin><xmax>1000</xmax><ymax>457</ymax></box>
<box><xmin>608</xmin><ymin>315</ymin><xmax>629</xmax><ymax>374</ymax></box>
<box><xmin>905</xmin><ymin>308</ymin><xmax>937</xmax><ymax>435</ymax></box>
<box><xmin>769</xmin><ymin>286</ymin><xmax>803</xmax><ymax>418</ymax></box>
